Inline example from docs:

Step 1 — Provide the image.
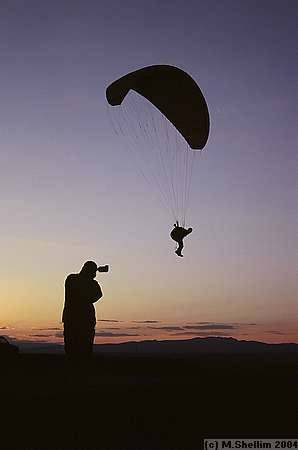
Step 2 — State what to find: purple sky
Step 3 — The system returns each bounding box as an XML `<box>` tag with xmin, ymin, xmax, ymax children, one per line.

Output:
<box><xmin>0</xmin><ymin>0</ymin><xmax>297</xmax><ymax>343</ymax></box>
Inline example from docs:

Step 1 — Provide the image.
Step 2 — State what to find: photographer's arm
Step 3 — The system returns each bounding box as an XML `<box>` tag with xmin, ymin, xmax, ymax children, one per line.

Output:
<box><xmin>90</xmin><ymin>280</ymin><xmax>103</xmax><ymax>303</ymax></box>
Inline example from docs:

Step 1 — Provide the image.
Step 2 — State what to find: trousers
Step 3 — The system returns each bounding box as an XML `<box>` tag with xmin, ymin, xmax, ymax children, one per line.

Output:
<box><xmin>63</xmin><ymin>322</ymin><xmax>95</xmax><ymax>357</ymax></box>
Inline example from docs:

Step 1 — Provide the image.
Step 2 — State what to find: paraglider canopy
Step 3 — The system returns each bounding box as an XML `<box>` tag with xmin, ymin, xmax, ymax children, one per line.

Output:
<box><xmin>106</xmin><ymin>65</ymin><xmax>209</xmax><ymax>150</ymax></box>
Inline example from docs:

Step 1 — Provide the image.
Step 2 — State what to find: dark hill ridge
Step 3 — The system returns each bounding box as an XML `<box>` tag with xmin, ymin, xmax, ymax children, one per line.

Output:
<box><xmin>95</xmin><ymin>336</ymin><xmax>298</xmax><ymax>354</ymax></box>
<box><xmin>15</xmin><ymin>336</ymin><xmax>298</xmax><ymax>354</ymax></box>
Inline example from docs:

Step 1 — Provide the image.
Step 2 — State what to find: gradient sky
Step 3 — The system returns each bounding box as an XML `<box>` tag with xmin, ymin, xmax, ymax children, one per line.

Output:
<box><xmin>0</xmin><ymin>0</ymin><xmax>297</xmax><ymax>346</ymax></box>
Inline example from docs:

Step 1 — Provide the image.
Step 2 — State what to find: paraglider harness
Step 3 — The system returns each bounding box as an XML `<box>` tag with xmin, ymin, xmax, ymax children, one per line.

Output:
<box><xmin>170</xmin><ymin>221</ymin><xmax>192</xmax><ymax>242</ymax></box>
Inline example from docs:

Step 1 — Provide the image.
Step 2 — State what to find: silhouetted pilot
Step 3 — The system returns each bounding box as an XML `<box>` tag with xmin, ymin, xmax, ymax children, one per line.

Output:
<box><xmin>170</xmin><ymin>222</ymin><xmax>193</xmax><ymax>257</ymax></box>
<box><xmin>62</xmin><ymin>261</ymin><xmax>102</xmax><ymax>358</ymax></box>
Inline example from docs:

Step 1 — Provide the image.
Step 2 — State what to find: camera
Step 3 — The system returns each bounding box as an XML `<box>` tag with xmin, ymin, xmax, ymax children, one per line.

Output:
<box><xmin>97</xmin><ymin>265</ymin><xmax>109</xmax><ymax>273</ymax></box>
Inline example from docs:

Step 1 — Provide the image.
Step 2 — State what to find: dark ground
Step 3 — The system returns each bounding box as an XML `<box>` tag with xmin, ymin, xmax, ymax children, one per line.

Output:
<box><xmin>1</xmin><ymin>352</ymin><xmax>297</xmax><ymax>450</ymax></box>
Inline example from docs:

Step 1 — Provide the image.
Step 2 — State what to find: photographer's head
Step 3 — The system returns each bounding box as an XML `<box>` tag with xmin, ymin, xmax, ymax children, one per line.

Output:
<box><xmin>80</xmin><ymin>261</ymin><xmax>98</xmax><ymax>279</ymax></box>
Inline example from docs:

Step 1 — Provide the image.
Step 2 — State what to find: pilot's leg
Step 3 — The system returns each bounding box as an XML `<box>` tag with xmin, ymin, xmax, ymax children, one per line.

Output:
<box><xmin>175</xmin><ymin>241</ymin><xmax>184</xmax><ymax>257</ymax></box>
<box><xmin>185</xmin><ymin>228</ymin><xmax>193</xmax><ymax>237</ymax></box>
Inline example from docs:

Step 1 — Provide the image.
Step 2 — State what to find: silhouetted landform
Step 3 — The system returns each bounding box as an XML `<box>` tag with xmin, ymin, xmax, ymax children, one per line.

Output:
<box><xmin>17</xmin><ymin>341</ymin><xmax>64</xmax><ymax>353</ymax></box>
<box><xmin>1</xmin><ymin>347</ymin><xmax>296</xmax><ymax>449</ymax></box>
<box><xmin>0</xmin><ymin>335</ymin><xmax>19</xmax><ymax>356</ymax></box>
<box><xmin>3</xmin><ymin>334</ymin><xmax>296</xmax><ymax>448</ymax></box>
<box><xmin>94</xmin><ymin>336</ymin><xmax>298</xmax><ymax>355</ymax></box>
<box><xmin>13</xmin><ymin>336</ymin><xmax>298</xmax><ymax>355</ymax></box>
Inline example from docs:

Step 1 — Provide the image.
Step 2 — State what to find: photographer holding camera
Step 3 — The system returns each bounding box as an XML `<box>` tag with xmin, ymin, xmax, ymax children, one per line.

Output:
<box><xmin>62</xmin><ymin>260</ymin><xmax>109</xmax><ymax>358</ymax></box>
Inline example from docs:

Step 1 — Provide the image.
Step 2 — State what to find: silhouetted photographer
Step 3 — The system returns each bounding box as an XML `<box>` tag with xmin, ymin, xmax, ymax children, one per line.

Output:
<box><xmin>62</xmin><ymin>261</ymin><xmax>109</xmax><ymax>358</ymax></box>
